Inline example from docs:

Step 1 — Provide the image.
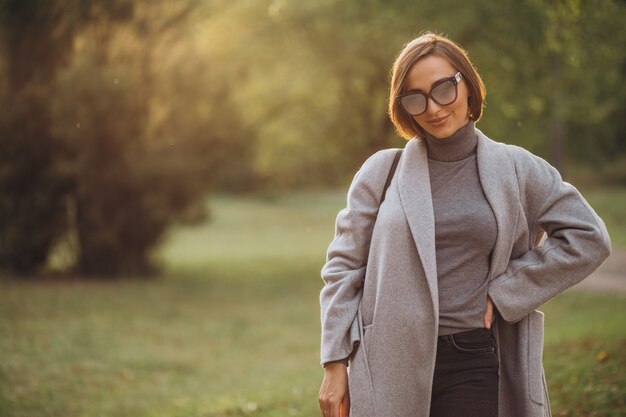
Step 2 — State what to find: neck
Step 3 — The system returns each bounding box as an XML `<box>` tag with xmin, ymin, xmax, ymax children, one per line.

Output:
<box><xmin>423</xmin><ymin>120</ymin><xmax>477</xmax><ymax>162</ymax></box>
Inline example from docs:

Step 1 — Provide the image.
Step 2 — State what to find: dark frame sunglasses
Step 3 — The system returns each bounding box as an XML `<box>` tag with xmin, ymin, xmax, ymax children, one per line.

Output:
<box><xmin>396</xmin><ymin>72</ymin><xmax>463</xmax><ymax>116</ymax></box>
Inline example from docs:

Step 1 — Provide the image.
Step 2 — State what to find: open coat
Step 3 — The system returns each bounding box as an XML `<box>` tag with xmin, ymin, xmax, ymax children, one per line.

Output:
<box><xmin>320</xmin><ymin>129</ymin><xmax>611</xmax><ymax>417</ymax></box>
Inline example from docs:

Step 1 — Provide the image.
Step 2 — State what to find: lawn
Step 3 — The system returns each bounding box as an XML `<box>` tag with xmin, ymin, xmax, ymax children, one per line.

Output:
<box><xmin>0</xmin><ymin>188</ymin><xmax>624</xmax><ymax>416</ymax></box>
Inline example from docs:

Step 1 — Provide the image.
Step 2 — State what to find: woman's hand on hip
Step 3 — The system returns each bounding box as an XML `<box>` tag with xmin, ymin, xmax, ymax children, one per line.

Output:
<box><xmin>483</xmin><ymin>295</ymin><xmax>495</xmax><ymax>329</ymax></box>
<box><xmin>319</xmin><ymin>362</ymin><xmax>350</xmax><ymax>417</ymax></box>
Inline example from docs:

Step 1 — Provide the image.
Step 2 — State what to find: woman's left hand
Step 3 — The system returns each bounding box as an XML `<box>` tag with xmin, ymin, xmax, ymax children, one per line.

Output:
<box><xmin>483</xmin><ymin>296</ymin><xmax>495</xmax><ymax>329</ymax></box>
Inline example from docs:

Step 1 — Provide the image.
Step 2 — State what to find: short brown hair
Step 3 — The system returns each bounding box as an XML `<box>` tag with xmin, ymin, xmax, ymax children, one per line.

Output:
<box><xmin>388</xmin><ymin>32</ymin><xmax>486</xmax><ymax>139</ymax></box>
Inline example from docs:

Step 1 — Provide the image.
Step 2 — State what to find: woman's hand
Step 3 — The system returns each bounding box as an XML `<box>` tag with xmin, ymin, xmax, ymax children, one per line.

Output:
<box><xmin>319</xmin><ymin>362</ymin><xmax>350</xmax><ymax>417</ymax></box>
<box><xmin>483</xmin><ymin>295</ymin><xmax>495</xmax><ymax>329</ymax></box>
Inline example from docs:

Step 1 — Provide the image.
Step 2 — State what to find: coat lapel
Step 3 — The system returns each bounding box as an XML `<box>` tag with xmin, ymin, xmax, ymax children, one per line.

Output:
<box><xmin>475</xmin><ymin>128</ymin><xmax>520</xmax><ymax>280</ymax></box>
<box><xmin>397</xmin><ymin>129</ymin><xmax>521</xmax><ymax>317</ymax></box>
<box><xmin>397</xmin><ymin>138</ymin><xmax>439</xmax><ymax>314</ymax></box>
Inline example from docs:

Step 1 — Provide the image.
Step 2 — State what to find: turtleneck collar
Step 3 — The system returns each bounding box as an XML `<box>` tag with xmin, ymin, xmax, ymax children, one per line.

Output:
<box><xmin>423</xmin><ymin>120</ymin><xmax>478</xmax><ymax>162</ymax></box>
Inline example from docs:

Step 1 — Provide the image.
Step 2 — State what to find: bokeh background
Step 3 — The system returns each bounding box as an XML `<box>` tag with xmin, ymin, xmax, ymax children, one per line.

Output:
<box><xmin>0</xmin><ymin>0</ymin><xmax>624</xmax><ymax>416</ymax></box>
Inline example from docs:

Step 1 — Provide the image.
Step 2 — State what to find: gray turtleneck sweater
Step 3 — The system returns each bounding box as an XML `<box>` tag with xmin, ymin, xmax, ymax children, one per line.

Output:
<box><xmin>423</xmin><ymin>121</ymin><xmax>497</xmax><ymax>335</ymax></box>
<box><xmin>324</xmin><ymin>121</ymin><xmax>497</xmax><ymax>366</ymax></box>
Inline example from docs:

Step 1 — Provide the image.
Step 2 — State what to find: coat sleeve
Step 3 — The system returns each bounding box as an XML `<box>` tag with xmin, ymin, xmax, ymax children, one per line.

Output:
<box><xmin>488</xmin><ymin>146</ymin><xmax>612</xmax><ymax>323</ymax></box>
<box><xmin>319</xmin><ymin>149</ymin><xmax>398</xmax><ymax>366</ymax></box>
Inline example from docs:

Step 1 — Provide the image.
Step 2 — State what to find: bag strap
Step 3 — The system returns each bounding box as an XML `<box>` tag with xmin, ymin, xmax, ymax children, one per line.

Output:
<box><xmin>380</xmin><ymin>149</ymin><xmax>403</xmax><ymax>204</ymax></box>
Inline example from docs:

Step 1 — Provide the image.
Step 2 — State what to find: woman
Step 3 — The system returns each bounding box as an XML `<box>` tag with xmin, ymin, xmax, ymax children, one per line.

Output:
<box><xmin>318</xmin><ymin>33</ymin><xmax>611</xmax><ymax>417</ymax></box>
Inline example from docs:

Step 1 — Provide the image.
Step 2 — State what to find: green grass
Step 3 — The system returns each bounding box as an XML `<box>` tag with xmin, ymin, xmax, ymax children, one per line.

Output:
<box><xmin>1</xmin><ymin>189</ymin><xmax>624</xmax><ymax>416</ymax></box>
<box><xmin>157</xmin><ymin>191</ymin><xmax>343</xmax><ymax>274</ymax></box>
<box><xmin>542</xmin><ymin>293</ymin><xmax>626</xmax><ymax>416</ymax></box>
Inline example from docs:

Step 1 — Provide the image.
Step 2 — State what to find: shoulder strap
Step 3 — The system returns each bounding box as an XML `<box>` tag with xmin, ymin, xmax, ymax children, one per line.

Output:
<box><xmin>380</xmin><ymin>149</ymin><xmax>402</xmax><ymax>204</ymax></box>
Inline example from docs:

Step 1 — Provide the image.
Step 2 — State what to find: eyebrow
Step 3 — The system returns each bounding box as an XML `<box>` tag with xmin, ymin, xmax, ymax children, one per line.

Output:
<box><xmin>405</xmin><ymin>75</ymin><xmax>454</xmax><ymax>94</ymax></box>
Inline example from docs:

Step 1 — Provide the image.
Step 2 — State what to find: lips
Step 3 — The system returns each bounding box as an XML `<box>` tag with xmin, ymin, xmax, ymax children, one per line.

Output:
<box><xmin>428</xmin><ymin>114</ymin><xmax>449</xmax><ymax>127</ymax></box>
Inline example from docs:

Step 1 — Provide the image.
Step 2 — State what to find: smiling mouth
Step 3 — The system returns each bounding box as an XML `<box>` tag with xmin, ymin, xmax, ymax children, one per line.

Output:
<box><xmin>428</xmin><ymin>115</ymin><xmax>449</xmax><ymax>125</ymax></box>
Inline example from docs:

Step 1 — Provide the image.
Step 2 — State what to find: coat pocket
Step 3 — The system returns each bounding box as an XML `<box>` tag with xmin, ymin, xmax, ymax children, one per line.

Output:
<box><xmin>348</xmin><ymin>323</ymin><xmax>377</xmax><ymax>417</ymax></box>
<box><xmin>363</xmin><ymin>323</ymin><xmax>373</xmax><ymax>354</ymax></box>
<box><xmin>527</xmin><ymin>310</ymin><xmax>545</xmax><ymax>405</ymax></box>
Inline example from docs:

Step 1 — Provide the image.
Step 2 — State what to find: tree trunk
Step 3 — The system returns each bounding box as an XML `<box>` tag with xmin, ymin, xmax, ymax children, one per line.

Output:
<box><xmin>550</xmin><ymin>53</ymin><xmax>566</xmax><ymax>179</ymax></box>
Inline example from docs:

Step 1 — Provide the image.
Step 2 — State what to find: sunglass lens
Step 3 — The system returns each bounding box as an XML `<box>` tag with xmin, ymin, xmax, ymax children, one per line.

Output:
<box><xmin>401</xmin><ymin>94</ymin><xmax>427</xmax><ymax>116</ymax></box>
<box><xmin>431</xmin><ymin>80</ymin><xmax>457</xmax><ymax>106</ymax></box>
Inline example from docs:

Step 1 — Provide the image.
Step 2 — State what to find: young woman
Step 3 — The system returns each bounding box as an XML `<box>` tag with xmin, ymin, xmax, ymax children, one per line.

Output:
<box><xmin>318</xmin><ymin>33</ymin><xmax>611</xmax><ymax>417</ymax></box>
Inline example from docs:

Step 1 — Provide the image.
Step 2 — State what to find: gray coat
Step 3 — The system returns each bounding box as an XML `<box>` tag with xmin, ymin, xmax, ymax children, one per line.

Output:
<box><xmin>320</xmin><ymin>129</ymin><xmax>611</xmax><ymax>417</ymax></box>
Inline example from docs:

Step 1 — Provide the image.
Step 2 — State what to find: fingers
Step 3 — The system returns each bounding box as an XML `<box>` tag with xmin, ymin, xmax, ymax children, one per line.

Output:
<box><xmin>318</xmin><ymin>380</ymin><xmax>331</xmax><ymax>417</ymax></box>
<box><xmin>318</xmin><ymin>379</ymin><xmax>327</xmax><ymax>417</ymax></box>
<box><xmin>341</xmin><ymin>389</ymin><xmax>350</xmax><ymax>417</ymax></box>
<box><xmin>483</xmin><ymin>295</ymin><xmax>494</xmax><ymax>329</ymax></box>
<box><xmin>319</xmin><ymin>368</ymin><xmax>349</xmax><ymax>417</ymax></box>
<box><xmin>318</xmin><ymin>391</ymin><xmax>342</xmax><ymax>417</ymax></box>
<box><xmin>330</xmin><ymin>394</ymin><xmax>341</xmax><ymax>417</ymax></box>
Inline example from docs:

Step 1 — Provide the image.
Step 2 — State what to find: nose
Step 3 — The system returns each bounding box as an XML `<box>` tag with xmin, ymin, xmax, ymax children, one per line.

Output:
<box><xmin>426</xmin><ymin>97</ymin><xmax>442</xmax><ymax>114</ymax></box>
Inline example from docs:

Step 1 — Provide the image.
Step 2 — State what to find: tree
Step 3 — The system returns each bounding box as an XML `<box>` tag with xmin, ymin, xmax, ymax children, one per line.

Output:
<box><xmin>49</xmin><ymin>0</ymin><xmax>240</xmax><ymax>276</ymax></box>
<box><xmin>0</xmin><ymin>0</ymin><xmax>89</xmax><ymax>274</ymax></box>
<box><xmin>1</xmin><ymin>0</ymin><xmax>247</xmax><ymax>276</ymax></box>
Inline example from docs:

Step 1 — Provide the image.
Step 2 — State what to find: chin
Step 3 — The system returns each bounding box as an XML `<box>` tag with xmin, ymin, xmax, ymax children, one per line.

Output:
<box><xmin>427</xmin><ymin>118</ymin><xmax>468</xmax><ymax>139</ymax></box>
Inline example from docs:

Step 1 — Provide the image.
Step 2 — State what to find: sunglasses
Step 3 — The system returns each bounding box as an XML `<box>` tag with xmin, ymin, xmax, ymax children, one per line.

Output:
<box><xmin>396</xmin><ymin>72</ymin><xmax>463</xmax><ymax>116</ymax></box>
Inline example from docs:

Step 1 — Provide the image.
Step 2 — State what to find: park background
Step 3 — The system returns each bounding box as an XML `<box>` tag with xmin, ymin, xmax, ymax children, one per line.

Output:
<box><xmin>0</xmin><ymin>0</ymin><xmax>624</xmax><ymax>416</ymax></box>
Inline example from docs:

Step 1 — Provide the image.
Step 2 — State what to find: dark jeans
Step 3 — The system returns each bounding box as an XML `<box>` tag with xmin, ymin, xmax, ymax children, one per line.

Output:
<box><xmin>429</xmin><ymin>328</ymin><xmax>499</xmax><ymax>417</ymax></box>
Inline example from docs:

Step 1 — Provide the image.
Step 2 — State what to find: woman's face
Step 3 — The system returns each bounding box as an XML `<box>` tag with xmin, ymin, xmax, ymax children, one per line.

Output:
<box><xmin>405</xmin><ymin>54</ymin><xmax>470</xmax><ymax>139</ymax></box>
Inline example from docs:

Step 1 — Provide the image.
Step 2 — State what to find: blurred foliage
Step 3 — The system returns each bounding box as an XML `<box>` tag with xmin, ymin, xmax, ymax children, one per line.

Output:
<box><xmin>0</xmin><ymin>0</ymin><xmax>625</xmax><ymax>276</ymax></box>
